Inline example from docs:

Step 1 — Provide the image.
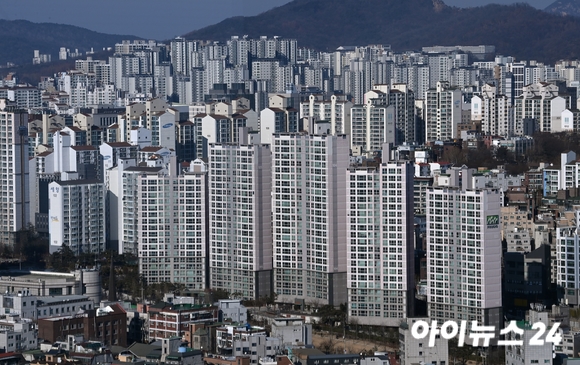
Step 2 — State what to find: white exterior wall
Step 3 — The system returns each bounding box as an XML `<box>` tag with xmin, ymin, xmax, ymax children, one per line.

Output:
<box><xmin>505</xmin><ymin>325</ymin><xmax>553</xmax><ymax>365</ymax></box>
<box><xmin>209</xmin><ymin>144</ymin><xmax>273</xmax><ymax>299</ymax></box>
<box><xmin>137</xmin><ymin>166</ymin><xmax>207</xmax><ymax>289</ymax></box>
<box><xmin>556</xmin><ymin>220</ymin><xmax>580</xmax><ymax>306</ymax></box>
<box><xmin>272</xmin><ymin>133</ymin><xmax>350</xmax><ymax>306</ymax></box>
<box><xmin>0</xmin><ymin>109</ymin><xmax>30</xmax><ymax>246</ymax></box>
<box><xmin>426</xmin><ymin>187</ymin><xmax>502</xmax><ymax>328</ymax></box>
<box><xmin>550</xmin><ymin>96</ymin><xmax>567</xmax><ymax>133</ymax></box>
<box><xmin>561</xmin><ymin>109</ymin><xmax>575</xmax><ymax>131</ymax></box>
<box><xmin>159</xmin><ymin>112</ymin><xmax>177</xmax><ymax>151</ymax></box>
<box><xmin>0</xmin><ymin>318</ymin><xmax>36</xmax><ymax>352</ymax></box>
<box><xmin>399</xmin><ymin>317</ymin><xmax>449</xmax><ymax>365</ymax></box>
<box><xmin>130</xmin><ymin>127</ymin><xmax>152</xmax><ymax>149</ymax></box>
<box><xmin>232</xmin><ymin>336</ymin><xmax>281</xmax><ymax>364</ymax></box>
<box><xmin>218</xmin><ymin>300</ymin><xmax>248</xmax><ymax>323</ymax></box>
<box><xmin>425</xmin><ymin>82</ymin><xmax>462</xmax><ymax>142</ymax></box>
<box><xmin>259</xmin><ymin>108</ymin><xmax>276</xmax><ymax>145</ymax></box>
<box><xmin>346</xmin><ymin>161</ymin><xmax>415</xmax><ymax>326</ymax></box>
<box><xmin>48</xmin><ymin>180</ymin><xmax>106</xmax><ymax>255</ymax></box>
<box><xmin>271</xmin><ymin>319</ymin><xmax>312</xmax><ymax>346</ymax></box>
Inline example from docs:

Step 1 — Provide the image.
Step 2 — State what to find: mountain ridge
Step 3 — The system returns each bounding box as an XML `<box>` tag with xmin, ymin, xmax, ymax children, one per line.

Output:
<box><xmin>545</xmin><ymin>0</ymin><xmax>580</xmax><ymax>17</ymax></box>
<box><xmin>183</xmin><ymin>0</ymin><xmax>580</xmax><ymax>63</ymax></box>
<box><xmin>0</xmin><ymin>19</ymin><xmax>140</xmax><ymax>66</ymax></box>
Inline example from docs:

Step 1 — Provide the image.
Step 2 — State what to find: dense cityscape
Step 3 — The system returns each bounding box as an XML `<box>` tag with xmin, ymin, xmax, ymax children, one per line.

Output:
<box><xmin>3</xmin><ymin>1</ymin><xmax>580</xmax><ymax>365</ymax></box>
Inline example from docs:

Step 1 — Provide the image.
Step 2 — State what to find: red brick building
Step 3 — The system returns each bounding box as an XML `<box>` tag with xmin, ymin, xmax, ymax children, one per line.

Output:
<box><xmin>38</xmin><ymin>303</ymin><xmax>127</xmax><ymax>346</ymax></box>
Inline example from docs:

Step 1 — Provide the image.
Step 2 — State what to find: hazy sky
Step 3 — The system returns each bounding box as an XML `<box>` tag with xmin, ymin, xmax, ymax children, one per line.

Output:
<box><xmin>0</xmin><ymin>0</ymin><xmax>556</xmax><ymax>40</ymax></box>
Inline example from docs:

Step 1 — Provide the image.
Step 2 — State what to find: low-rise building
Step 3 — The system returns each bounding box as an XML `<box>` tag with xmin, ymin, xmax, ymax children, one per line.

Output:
<box><xmin>148</xmin><ymin>302</ymin><xmax>218</xmax><ymax>341</ymax></box>
<box><xmin>218</xmin><ymin>300</ymin><xmax>247</xmax><ymax>323</ymax></box>
<box><xmin>359</xmin><ymin>355</ymin><xmax>389</xmax><ymax>365</ymax></box>
<box><xmin>203</xmin><ymin>355</ymin><xmax>250</xmax><ymax>365</ymax></box>
<box><xmin>271</xmin><ymin>318</ymin><xmax>312</xmax><ymax>347</ymax></box>
<box><xmin>165</xmin><ymin>348</ymin><xmax>203</xmax><ymax>365</ymax></box>
<box><xmin>504</xmin><ymin>321</ymin><xmax>553</xmax><ymax>365</ymax></box>
<box><xmin>37</xmin><ymin>304</ymin><xmax>127</xmax><ymax>347</ymax></box>
<box><xmin>216</xmin><ymin>324</ymin><xmax>267</xmax><ymax>354</ymax></box>
<box><xmin>0</xmin><ymin>315</ymin><xmax>36</xmax><ymax>352</ymax></box>
<box><xmin>0</xmin><ymin>293</ymin><xmax>94</xmax><ymax>320</ymax></box>
<box><xmin>399</xmin><ymin>318</ymin><xmax>448</xmax><ymax>365</ymax></box>
<box><xmin>0</xmin><ymin>270</ymin><xmax>101</xmax><ymax>304</ymax></box>
<box><xmin>305</xmin><ymin>355</ymin><xmax>359</xmax><ymax>365</ymax></box>
<box><xmin>232</xmin><ymin>335</ymin><xmax>281</xmax><ymax>365</ymax></box>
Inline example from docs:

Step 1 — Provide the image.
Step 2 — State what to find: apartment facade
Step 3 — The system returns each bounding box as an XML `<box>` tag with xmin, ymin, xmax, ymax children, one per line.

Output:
<box><xmin>137</xmin><ymin>162</ymin><xmax>208</xmax><ymax>289</ymax></box>
<box><xmin>424</xmin><ymin>81</ymin><xmax>462</xmax><ymax>142</ymax></box>
<box><xmin>48</xmin><ymin>178</ymin><xmax>106</xmax><ymax>255</ymax></box>
<box><xmin>346</xmin><ymin>159</ymin><xmax>415</xmax><ymax>326</ymax></box>
<box><xmin>208</xmin><ymin>143</ymin><xmax>273</xmax><ymax>300</ymax></box>
<box><xmin>471</xmin><ymin>83</ymin><xmax>513</xmax><ymax>136</ymax></box>
<box><xmin>426</xmin><ymin>176</ymin><xmax>502</xmax><ymax>334</ymax></box>
<box><xmin>0</xmin><ymin>106</ymin><xmax>30</xmax><ymax>246</ymax></box>
<box><xmin>272</xmin><ymin>133</ymin><xmax>350</xmax><ymax>306</ymax></box>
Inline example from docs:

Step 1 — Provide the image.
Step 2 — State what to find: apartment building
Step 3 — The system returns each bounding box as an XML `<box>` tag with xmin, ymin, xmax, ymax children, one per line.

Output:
<box><xmin>346</xmin><ymin>156</ymin><xmax>415</xmax><ymax>326</ymax></box>
<box><xmin>208</xmin><ymin>143</ymin><xmax>272</xmax><ymax>300</ymax></box>
<box><xmin>424</xmin><ymin>81</ymin><xmax>462</xmax><ymax>142</ymax></box>
<box><xmin>272</xmin><ymin>133</ymin><xmax>350</xmax><ymax>306</ymax></box>
<box><xmin>48</xmin><ymin>177</ymin><xmax>106</xmax><ymax>255</ymax></box>
<box><xmin>300</xmin><ymin>94</ymin><xmax>353</xmax><ymax>135</ymax></box>
<box><xmin>0</xmin><ymin>105</ymin><xmax>30</xmax><ymax>246</ymax></box>
<box><xmin>137</xmin><ymin>161</ymin><xmax>207</xmax><ymax>289</ymax></box>
<box><xmin>426</xmin><ymin>168</ymin><xmax>502</xmax><ymax>336</ymax></box>
<box><xmin>471</xmin><ymin>83</ymin><xmax>513</xmax><ymax>136</ymax></box>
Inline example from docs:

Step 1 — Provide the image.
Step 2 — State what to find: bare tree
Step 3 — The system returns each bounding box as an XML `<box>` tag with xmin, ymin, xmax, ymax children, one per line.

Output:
<box><xmin>319</xmin><ymin>337</ymin><xmax>336</xmax><ymax>354</ymax></box>
<box><xmin>307</xmin><ymin>298</ymin><xmax>322</xmax><ymax>312</ymax></box>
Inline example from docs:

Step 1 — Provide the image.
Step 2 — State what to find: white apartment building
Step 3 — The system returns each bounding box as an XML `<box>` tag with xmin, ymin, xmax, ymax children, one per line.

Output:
<box><xmin>208</xmin><ymin>143</ymin><xmax>273</xmax><ymax>300</ymax></box>
<box><xmin>137</xmin><ymin>161</ymin><xmax>207</xmax><ymax>289</ymax></box>
<box><xmin>541</xmin><ymin>151</ymin><xmax>577</xmax><ymax>197</ymax></box>
<box><xmin>260</xmin><ymin>108</ymin><xmax>300</xmax><ymax>145</ymax></box>
<box><xmin>350</xmin><ymin>94</ymin><xmax>395</xmax><ymax>155</ymax></box>
<box><xmin>48</xmin><ymin>178</ymin><xmax>106</xmax><ymax>255</ymax></box>
<box><xmin>425</xmin><ymin>81</ymin><xmax>462</xmax><ymax>142</ymax></box>
<box><xmin>0</xmin><ymin>86</ymin><xmax>41</xmax><ymax>109</ymax></box>
<box><xmin>471</xmin><ymin>84</ymin><xmax>513</xmax><ymax>136</ymax></box>
<box><xmin>119</xmin><ymin>98</ymin><xmax>168</xmax><ymax>142</ymax></box>
<box><xmin>300</xmin><ymin>94</ymin><xmax>353</xmax><ymax>135</ymax></box>
<box><xmin>0</xmin><ymin>105</ymin><xmax>30</xmax><ymax>246</ymax></box>
<box><xmin>171</xmin><ymin>37</ymin><xmax>197</xmax><ymax>76</ymax></box>
<box><xmin>514</xmin><ymin>82</ymin><xmax>568</xmax><ymax>134</ymax></box>
<box><xmin>389</xmin><ymin>84</ymin><xmax>417</xmax><ymax>144</ymax></box>
<box><xmin>100</xmin><ymin>141</ymin><xmax>138</xmax><ymax>171</ymax></box>
<box><xmin>272</xmin><ymin>133</ymin><xmax>350</xmax><ymax>306</ymax></box>
<box><xmin>426</xmin><ymin>170</ymin><xmax>502</xmax><ymax>334</ymax></box>
<box><xmin>346</xmin><ymin>158</ymin><xmax>415</xmax><ymax>326</ymax></box>
<box><xmin>106</xmin><ymin>158</ymin><xmax>165</xmax><ymax>255</ymax></box>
